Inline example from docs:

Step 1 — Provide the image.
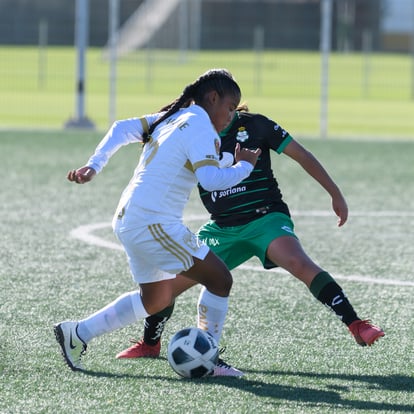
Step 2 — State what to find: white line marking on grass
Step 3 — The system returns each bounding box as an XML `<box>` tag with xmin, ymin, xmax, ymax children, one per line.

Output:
<box><xmin>70</xmin><ymin>212</ymin><xmax>414</xmax><ymax>287</ymax></box>
<box><xmin>291</xmin><ymin>210</ymin><xmax>414</xmax><ymax>217</ymax></box>
<box><xmin>237</xmin><ymin>264</ymin><xmax>414</xmax><ymax>287</ymax></box>
<box><xmin>185</xmin><ymin>211</ymin><xmax>414</xmax><ymax>219</ymax></box>
<box><xmin>70</xmin><ymin>222</ymin><xmax>123</xmax><ymax>251</ymax></box>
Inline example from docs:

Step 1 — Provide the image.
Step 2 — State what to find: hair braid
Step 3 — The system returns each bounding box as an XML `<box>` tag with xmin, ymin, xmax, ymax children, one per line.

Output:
<box><xmin>142</xmin><ymin>68</ymin><xmax>240</xmax><ymax>143</ymax></box>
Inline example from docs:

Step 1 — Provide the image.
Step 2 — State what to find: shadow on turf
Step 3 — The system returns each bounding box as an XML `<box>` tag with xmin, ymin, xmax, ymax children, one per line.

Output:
<box><xmin>79</xmin><ymin>368</ymin><xmax>414</xmax><ymax>412</ymax></box>
<box><xmin>257</xmin><ymin>369</ymin><xmax>414</xmax><ymax>392</ymax></box>
<box><xmin>236</xmin><ymin>369</ymin><xmax>414</xmax><ymax>412</ymax></box>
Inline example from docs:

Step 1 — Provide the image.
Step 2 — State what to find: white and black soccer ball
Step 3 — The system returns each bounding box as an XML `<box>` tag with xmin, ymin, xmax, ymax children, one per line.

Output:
<box><xmin>167</xmin><ymin>327</ymin><xmax>219</xmax><ymax>378</ymax></box>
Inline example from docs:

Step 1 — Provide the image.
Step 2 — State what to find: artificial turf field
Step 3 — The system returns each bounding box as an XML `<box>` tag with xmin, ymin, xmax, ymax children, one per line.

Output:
<box><xmin>0</xmin><ymin>130</ymin><xmax>413</xmax><ymax>413</ymax></box>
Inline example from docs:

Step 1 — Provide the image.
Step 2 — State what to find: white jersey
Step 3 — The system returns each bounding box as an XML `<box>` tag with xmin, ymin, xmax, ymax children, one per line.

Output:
<box><xmin>86</xmin><ymin>104</ymin><xmax>253</xmax><ymax>231</ymax></box>
<box><xmin>116</xmin><ymin>105</ymin><xmax>223</xmax><ymax>229</ymax></box>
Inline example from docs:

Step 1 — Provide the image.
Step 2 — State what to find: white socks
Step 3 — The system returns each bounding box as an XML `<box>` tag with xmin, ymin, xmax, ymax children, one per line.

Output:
<box><xmin>197</xmin><ymin>287</ymin><xmax>229</xmax><ymax>343</ymax></box>
<box><xmin>75</xmin><ymin>288</ymin><xmax>229</xmax><ymax>345</ymax></box>
<box><xmin>77</xmin><ymin>291</ymin><xmax>149</xmax><ymax>343</ymax></box>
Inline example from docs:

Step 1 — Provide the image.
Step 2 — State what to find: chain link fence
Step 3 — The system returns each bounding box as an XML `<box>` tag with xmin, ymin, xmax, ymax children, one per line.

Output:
<box><xmin>0</xmin><ymin>0</ymin><xmax>413</xmax><ymax>138</ymax></box>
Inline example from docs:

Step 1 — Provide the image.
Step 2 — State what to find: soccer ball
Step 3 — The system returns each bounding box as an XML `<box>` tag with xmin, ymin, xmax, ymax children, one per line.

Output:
<box><xmin>167</xmin><ymin>327</ymin><xmax>219</xmax><ymax>378</ymax></box>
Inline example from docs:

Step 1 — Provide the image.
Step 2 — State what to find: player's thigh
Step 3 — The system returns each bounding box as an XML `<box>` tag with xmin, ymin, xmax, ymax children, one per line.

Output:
<box><xmin>116</xmin><ymin>223</ymin><xmax>209</xmax><ymax>282</ymax></box>
<box><xmin>266</xmin><ymin>235</ymin><xmax>321</xmax><ymax>283</ymax></box>
<box><xmin>171</xmin><ymin>275</ymin><xmax>198</xmax><ymax>297</ymax></box>
<box><xmin>139</xmin><ymin>279</ymin><xmax>175</xmax><ymax>314</ymax></box>
<box><xmin>181</xmin><ymin>250</ymin><xmax>232</xmax><ymax>296</ymax></box>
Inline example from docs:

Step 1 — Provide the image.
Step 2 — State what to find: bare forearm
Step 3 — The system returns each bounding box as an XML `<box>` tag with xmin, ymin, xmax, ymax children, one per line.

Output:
<box><xmin>299</xmin><ymin>150</ymin><xmax>343</xmax><ymax>199</ymax></box>
<box><xmin>284</xmin><ymin>139</ymin><xmax>348</xmax><ymax>225</ymax></box>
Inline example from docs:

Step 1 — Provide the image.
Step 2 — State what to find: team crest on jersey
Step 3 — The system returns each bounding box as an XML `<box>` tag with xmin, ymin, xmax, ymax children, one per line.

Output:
<box><xmin>236</xmin><ymin>127</ymin><xmax>249</xmax><ymax>142</ymax></box>
<box><xmin>214</xmin><ymin>138</ymin><xmax>221</xmax><ymax>155</ymax></box>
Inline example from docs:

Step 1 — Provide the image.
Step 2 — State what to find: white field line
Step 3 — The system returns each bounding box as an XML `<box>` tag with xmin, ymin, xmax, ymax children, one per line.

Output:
<box><xmin>70</xmin><ymin>222</ymin><xmax>123</xmax><ymax>251</ymax></box>
<box><xmin>181</xmin><ymin>211</ymin><xmax>414</xmax><ymax>219</ymax></box>
<box><xmin>70</xmin><ymin>211</ymin><xmax>414</xmax><ymax>287</ymax></box>
<box><xmin>238</xmin><ymin>264</ymin><xmax>414</xmax><ymax>287</ymax></box>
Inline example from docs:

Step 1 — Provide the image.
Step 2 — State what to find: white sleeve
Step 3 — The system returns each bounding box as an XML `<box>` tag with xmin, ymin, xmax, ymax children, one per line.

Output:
<box><xmin>86</xmin><ymin>115</ymin><xmax>159</xmax><ymax>173</ymax></box>
<box><xmin>195</xmin><ymin>161</ymin><xmax>253</xmax><ymax>191</ymax></box>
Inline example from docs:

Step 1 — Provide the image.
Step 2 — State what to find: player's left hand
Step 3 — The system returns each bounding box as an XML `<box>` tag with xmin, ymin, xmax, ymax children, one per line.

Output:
<box><xmin>67</xmin><ymin>166</ymin><xmax>96</xmax><ymax>184</ymax></box>
<box><xmin>234</xmin><ymin>143</ymin><xmax>261</xmax><ymax>167</ymax></box>
<box><xmin>332</xmin><ymin>194</ymin><xmax>348</xmax><ymax>227</ymax></box>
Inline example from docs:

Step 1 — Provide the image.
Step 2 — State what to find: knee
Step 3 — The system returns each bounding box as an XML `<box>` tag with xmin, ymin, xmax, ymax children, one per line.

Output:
<box><xmin>205</xmin><ymin>269</ymin><xmax>233</xmax><ymax>297</ymax></box>
<box><xmin>284</xmin><ymin>255</ymin><xmax>311</xmax><ymax>277</ymax></box>
<box><xmin>222</xmin><ymin>271</ymin><xmax>233</xmax><ymax>294</ymax></box>
<box><xmin>283</xmin><ymin>256</ymin><xmax>321</xmax><ymax>285</ymax></box>
<box><xmin>143</xmin><ymin>298</ymin><xmax>172</xmax><ymax>315</ymax></box>
<box><xmin>141</xmin><ymin>290</ymin><xmax>173</xmax><ymax>315</ymax></box>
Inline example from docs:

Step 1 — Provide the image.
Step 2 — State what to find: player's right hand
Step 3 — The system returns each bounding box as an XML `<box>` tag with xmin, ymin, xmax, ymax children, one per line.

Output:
<box><xmin>234</xmin><ymin>143</ymin><xmax>261</xmax><ymax>167</ymax></box>
<box><xmin>67</xmin><ymin>166</ymin><xmax>96</xmax><ymax>184</ymax></box>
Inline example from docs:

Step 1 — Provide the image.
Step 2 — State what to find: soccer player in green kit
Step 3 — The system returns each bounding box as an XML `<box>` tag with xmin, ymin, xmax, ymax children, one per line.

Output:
<box><xmin>116</xmin><ymin>106</ymin><xmax>384</xmax><ymax>376</ymax></box>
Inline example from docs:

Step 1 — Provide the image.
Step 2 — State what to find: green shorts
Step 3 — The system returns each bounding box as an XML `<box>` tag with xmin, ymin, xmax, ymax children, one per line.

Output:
<box><xmin>197</xmin><ymin>212</ymin><xmax>297</xmax><ymax>270</ymax></box>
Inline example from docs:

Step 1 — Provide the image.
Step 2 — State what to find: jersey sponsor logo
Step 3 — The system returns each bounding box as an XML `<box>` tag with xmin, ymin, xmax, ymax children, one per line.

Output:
<box><xmin>211</xmin><ymin>186</ymin><xmax>247</xmax><ymax>202</ymax></box>
<box><xmin>201</xmin><ymin>237</ymin><xmax>220</xmax><ymax>247</ymax></box>
<box><xmin>236</xmin><ymin>127</ymin><xmax>249</xmax><ymax>142</ymax></box>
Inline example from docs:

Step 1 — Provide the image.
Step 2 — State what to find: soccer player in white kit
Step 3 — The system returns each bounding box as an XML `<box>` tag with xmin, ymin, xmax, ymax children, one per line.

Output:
<box><xmin>54</xmin><ymin>69</ymin><xmax>261</xmax><ymax>375</ymax></box>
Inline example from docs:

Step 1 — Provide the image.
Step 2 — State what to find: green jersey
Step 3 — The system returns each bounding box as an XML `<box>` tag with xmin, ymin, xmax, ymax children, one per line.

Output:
<box><xmin>198</xmin><ymin>111</ymin><xmax>292</xmax><ymax>227</ymax></box>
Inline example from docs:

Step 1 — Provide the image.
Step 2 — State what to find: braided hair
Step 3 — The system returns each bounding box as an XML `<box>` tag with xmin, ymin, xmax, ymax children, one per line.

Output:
<box><xmin>142</xmin><ymin>69</ymin><xmax>241</xmax><ymax>143</ymax></box>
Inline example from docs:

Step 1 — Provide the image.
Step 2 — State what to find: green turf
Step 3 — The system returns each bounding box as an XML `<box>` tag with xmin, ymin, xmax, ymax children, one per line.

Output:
<box><xmin>0</xmin><ymin>47</ymin><xmax>413</xmax><ymax>139</ymax></box>
<box><xmin>0</xmin><ymin>130</ymin><xmax>413</xmax><ymax>413</ymax></box>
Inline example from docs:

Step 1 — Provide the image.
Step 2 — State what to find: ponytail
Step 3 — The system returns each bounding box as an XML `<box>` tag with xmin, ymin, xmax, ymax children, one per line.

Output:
<box><xmin>142</xmin><ymin>68</ymin><xmax>240</xmax><ymax>143</ymax></box>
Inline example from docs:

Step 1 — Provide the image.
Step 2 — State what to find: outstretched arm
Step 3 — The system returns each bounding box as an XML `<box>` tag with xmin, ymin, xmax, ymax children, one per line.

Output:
<box><xmin>67</xmin><ymin>166</ymin><xmax>96</xmax><ymax>184</ymax></box>
<box><xmin>283</xmin><ymin>139</ymin><xmax>348</xmax><ymax>226</ymax></box>
<box><xmin>66</xmin><ymin>116</ymin><xmax>156</xmax><ymax>184</ymax></box>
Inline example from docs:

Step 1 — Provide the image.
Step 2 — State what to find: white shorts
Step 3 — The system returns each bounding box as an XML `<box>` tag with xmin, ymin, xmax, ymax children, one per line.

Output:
<box><xmin>114</xmin><ymin>221</ymin><xmax>210</xmax><ymax>284</ymax></box>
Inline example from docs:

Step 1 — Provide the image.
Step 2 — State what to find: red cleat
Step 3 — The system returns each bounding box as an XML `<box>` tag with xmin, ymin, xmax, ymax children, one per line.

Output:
<box><xmin>348</xmin><ymin>320</ymin><xmax>384</xmax><ymax>346</ymax></box>
<box><xmin>116</xmin><ymin>339</ymin><xmax>161</xmax><ymax>359</ymax></box>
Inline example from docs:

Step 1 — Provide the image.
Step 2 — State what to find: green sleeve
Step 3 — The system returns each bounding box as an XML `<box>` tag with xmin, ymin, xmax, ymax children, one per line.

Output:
<box><xmin>276</xmin><ymin>134</ymin><xmax>293</xmax><ymax>154</ymax></box>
